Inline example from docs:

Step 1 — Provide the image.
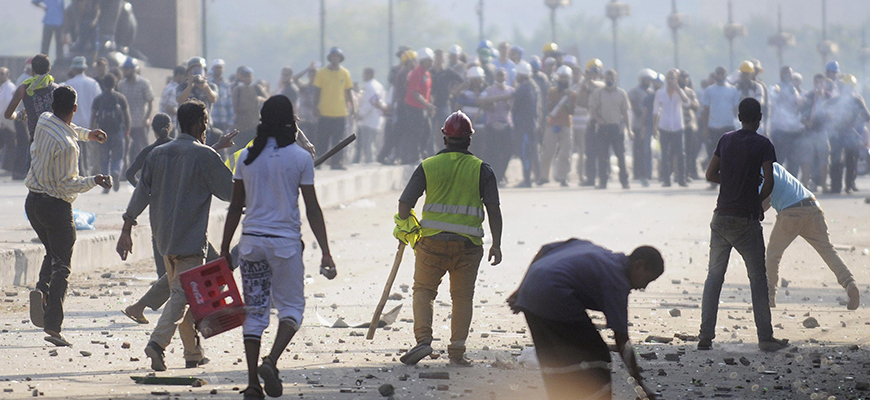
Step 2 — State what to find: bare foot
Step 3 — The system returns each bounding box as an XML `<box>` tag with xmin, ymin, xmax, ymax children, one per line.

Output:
<box><xmin>122</xmin><ymin>303</ymin><xmax>149</xmax><ymax>324</ymax></box>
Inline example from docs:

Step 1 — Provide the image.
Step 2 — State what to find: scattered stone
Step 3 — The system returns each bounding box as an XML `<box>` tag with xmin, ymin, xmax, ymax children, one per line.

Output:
<box><xmin>150</xmin><ymin>390</ymin><xmax>169</xmax><ymax>395</ymax></box>
<box><xmin>398</xmin><ymin>374</ymin><xmax>410</xmax><ymax>381</ymax></box>
<box><xmin>419</xmin><ymin>372</ymin><xmax>450</xmax><ymax>380</ymax></box>
<box><xmin>378</xmin><ymin>384</ymin><xmax>395</xmax><ymax>397</ymax></box>
<box><xmin>3</xmin><ymin>389</ymin><xmax>12</xmax><ymax>393</ymax></box>
<box><xmin>121</xmin><ymin>342</ymin><xmax>131</xmax><ymax>349</ymax></box>
<box><xmin>674</xmin><ymin>333</ymin><xmax>698</xmax><ymax>341</ymax></box>
<box><xmin>780</xmin><ymin>278</ymin><xmax>789</xmax><ymax>288</ymax></box>
<box><xmin>436</xmin><ymin>384</ymin><xmax>449</xmax><ymax>391</ymax></box>
<box><xmin>739</xmin><ymin>356</ymin><xmax>750</xmax><ymax>366</ymax></box>
<box><xmin>313</xmin><ymin>293</ymin><xmax>325</xmax><ymax>298</ymax></box>
<box><xmin>640</xmin><ymin>352</ymin><xmax>657</xmax><ymax>360</ymax></box>
<box><xmin>671</xmin><ymin>279</ymin><xmax>681</xmax><ymax>284</ymax></box>
<box><xmin>130</xmin><ymin>357</ymin><xmax>139</xmax><ymax>362</ymax></box>
<box><xmin>388</xmin><ymin>293</ymin><xmax>403</xmax><ymax>300</ymax></box>
<box><xmin>856</xmin><ymin>381</ymin><xmax>870</xmax><ymax>391</ymax></box>
<box><xmin>100</xmin><ymin>272</ymin><xmax>112</xmax><ymax>279</ymax></box>
<box><xmin>645</xmin><ymin>335</ymin><xmax>673</xmax><ymax>344</ymax></box>
<box><xmin>669</xmin><ymin>308</ymin><xmax>681</xmax><ymax>317</ymax></box>
<box><xmin>32</xmin><ymin>389</ymin><xmax>38</xmax><ymax>397</ymax></box>
<box><xmin>802</xmin><ymin>317</ymin><xmax>820</xmax><ymax>329</ymax></box>
<box><xmin>209</xmin><ymin>389</ymin><xmax>218</xmax><ymax>394</ymax></box>
<box><xmin>664</xmin><ymin>353</ymin><xmax>680</xmax><ymax>362</ymax></box>
<box><xmin>399</xmin><ymin>284</ymin><xmax>409</xmax><ymax>293</ymax></box>
<box><xmin>657</xmin><ymin>369</ymin><xmax>667</xmax><ymax>376</ymax></box>
<box><xmin>80</xmin><ymin>351</ymin><xmax>91</xmax><ymax>357</ymax></box>
<box><xmin>724</xmin><ymin>357</ymin><xmax>736</xmax><ymax>365</ymax></box>
<box><xmin>48</xmin><ymin>350</ymin><xmax>58</xmax><ymax>357</ymax></box>
<box><xmin>480</xmin><ymin>333</ymin><xmax>489</xmax><ymax>338</ymax></box>
<box><xmin>5</xmin><ymin>292</ymin><xmax>17</xmax><ymax>297</ymax></box>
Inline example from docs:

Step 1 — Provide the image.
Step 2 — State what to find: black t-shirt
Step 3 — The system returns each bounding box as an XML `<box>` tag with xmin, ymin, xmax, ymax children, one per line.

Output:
<box><xmin>92</xmin><ymin>90</ymin><xmax>129</xmax><ymax>135</ymax></box>
<box><xmin>399</xmin><ymin>149</ymin><xmax>500</xmax><ymax>207</ymax></box>
<box><xmin>714</xmin><ymin>129</ymin><xmax>776</xmax><ymax>219</ymax></box>
<box><xmin>431</xmin><ymin>68</ymin><xmax>463</xmax><ymax>109</ymax></box>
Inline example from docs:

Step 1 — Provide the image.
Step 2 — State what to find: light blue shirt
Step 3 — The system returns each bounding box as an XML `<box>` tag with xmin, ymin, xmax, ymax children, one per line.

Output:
<box><xmin>701</xmin><ymin>83</ymin><xmax>740</xmax><ymax>129</ymax></box>
<box><xmin>33</xmin><ymin>0</ymin><xmax>64</xmax><ymax>26</ymax></box>
<box><xmin>763</xmin><ymin>162</ymin><xmax>814</xmax><ymax>213</ymax></box>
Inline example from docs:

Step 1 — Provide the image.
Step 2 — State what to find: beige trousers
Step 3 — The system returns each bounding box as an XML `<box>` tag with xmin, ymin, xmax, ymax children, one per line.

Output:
<box><xmin>766</xmin><ymin>205</ymin><xmax>854</xmax><ymax>295</ymax></box>
<box><xmin>540</xmin><ymin>124</ymin><xmax>573</xmax><ymax>183</ymax></box>
<box><xmin>149</xmin><ymin>254</ymin><xmax>204</xmax><ymax>361</ymax></box>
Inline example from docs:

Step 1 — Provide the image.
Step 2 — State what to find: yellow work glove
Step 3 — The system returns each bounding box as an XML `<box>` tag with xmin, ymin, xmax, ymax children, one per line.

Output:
<box><xmin>393</xmin><ymin>210</ymin><xmax>421</xmax><ymax>248</ymax></box>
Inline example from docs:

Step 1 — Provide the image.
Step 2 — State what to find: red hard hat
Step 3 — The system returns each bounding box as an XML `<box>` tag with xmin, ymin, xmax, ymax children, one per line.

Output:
<box><xmin>441</xmin><ymin>111</ymin><xmax>474</xmax><ymax>138</ymax></box>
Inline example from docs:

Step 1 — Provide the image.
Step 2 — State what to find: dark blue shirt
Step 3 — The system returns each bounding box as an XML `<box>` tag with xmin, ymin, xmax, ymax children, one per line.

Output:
<box><xmin>714</xmin><ymin>129</ymin><xmax>776</xmax><ymax>218</ymax></box>
<box><xmin>513</xmin><ymin>239</ymin><xmax>631</xmax><ymax>334</ymax></box>
<box><xmin>512</xmin><ymin>80</ymin><xmax>539</xmax><ymax>132</ymax></box>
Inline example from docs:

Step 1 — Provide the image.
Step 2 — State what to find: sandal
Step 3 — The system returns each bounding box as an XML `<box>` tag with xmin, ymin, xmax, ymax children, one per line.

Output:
<box><xmin>257</xmin><ymin>356</ymin><xmax>283</xmax><ymax>397</ymax></box>
<box><xmin>122</xmin><ymin>308</ymin><xmax>149</xmax><ymax>324</ymax></box>
<box><xmin>44</xmin><ymin>330</ymin><xmax>72</xmax><ymax>347</ymax></box>
<box><xmin>240</xmin><ymin>386</ymin><xmax>265</xmax><ymax>400</ymax></box>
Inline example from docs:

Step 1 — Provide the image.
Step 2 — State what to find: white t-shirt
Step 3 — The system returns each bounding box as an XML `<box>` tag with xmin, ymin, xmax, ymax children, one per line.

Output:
<box><xmin>234</xmin><ymin>138</ymin><xmax>315</xmax><ymax>239</ymax></box>
<box><xmin>64</xmin><ymin>73</ymin><xmax>102</xmax><ymax>128</ymax></box>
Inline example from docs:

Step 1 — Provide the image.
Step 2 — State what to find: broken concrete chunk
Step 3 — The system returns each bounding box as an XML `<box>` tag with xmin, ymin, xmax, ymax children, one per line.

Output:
<box><xmin>802</xmin><ymin>317</ymin><xmax>820</xmax><ymax>329</ymax></box>
<box><xmin>739</xmin><ymin>356</ymin><xmax>750</xmax><ymax>366</ymax></box>
<box><xmin>378</xmin><ymin>384</ymin><xmax>395</xmax><ymax>397</ymax></box>
<box><xmin>639</xmin><ymin>352</ymin><xmax>657</xmax><ymax>360</ymax></box>
<box><xmin>669</xmin><ymin>308</ymin><xmax>681</xmax><ymax>317</ymax></box>
<box><xmin>664</xmin><ymin>353</ymin><xmax>680</xmax><ymax>362</ymax></box>
<box><xmin>645</xmin><ymin>335</ymin><xmax>673</xmax><ymax>344</ymax></box>
<box><xmin>419</xmin><ymin>372</ymin><xmax>450</xmax><ymax>380</ymax></box>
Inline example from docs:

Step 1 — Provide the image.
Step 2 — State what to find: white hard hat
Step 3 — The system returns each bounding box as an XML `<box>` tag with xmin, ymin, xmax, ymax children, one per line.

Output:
<box><xmin>556</xmin><ymin>65</ymin><xmax>573</xmax><ymax>77</ymax></box>
<box><xmin>417</xmin><ymin>47</ymin><xmax>434</xmax><ymax>60</ymax></box>
<box><xmin>563</xmin><ymin>55</ymin><xmax>578</xmax><ymax>66</ymax></box>
<box><xmin>466</xmin><ymin>66</ymin><xmax>485</xmax><ymax>79</ymax></box>
<box><xmin>515</xmin><ymin>61</ymin><xmax>532</xmax><ymax>76</ymax></box>
<box><xmin>448</xmin><ymin>44</ymin><xmax>463</xmax><ymax>55</ymax></box>
<box><xmin>639</xmin><ymin>68</ymin><xmax>657</xmax><ymax>80</ymax></box>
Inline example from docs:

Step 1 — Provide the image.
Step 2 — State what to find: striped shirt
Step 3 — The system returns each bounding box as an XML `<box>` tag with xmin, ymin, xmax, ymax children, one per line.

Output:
<box><xmin>25</xmin><ymin>112</ymin><xmax>97</xmax><ymax>203</ymax></box>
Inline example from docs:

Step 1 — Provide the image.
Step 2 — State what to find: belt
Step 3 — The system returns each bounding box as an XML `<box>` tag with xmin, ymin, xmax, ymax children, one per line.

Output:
<box><xmin>783</xmin><ymin>198</ymin><xmax>819</xmax><ymax>210</ymax></box>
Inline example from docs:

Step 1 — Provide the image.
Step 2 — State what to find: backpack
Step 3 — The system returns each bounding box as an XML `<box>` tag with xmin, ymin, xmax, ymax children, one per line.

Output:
<box><xmin>95</xmin><ymin>92</ymin><xmax>124</xmax><ymax>134</ymax></box>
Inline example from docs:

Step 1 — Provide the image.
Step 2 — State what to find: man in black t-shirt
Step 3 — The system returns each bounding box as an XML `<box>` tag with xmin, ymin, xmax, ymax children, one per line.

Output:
<box><xmin>91</xmin><ymin>74</ymin><xmax>131</xmax><ymax>193</ymax></box>
<box><xmin>699</xmin><ymin>98</ymin><xmax>787</xmax><ymax>352</ymax></box>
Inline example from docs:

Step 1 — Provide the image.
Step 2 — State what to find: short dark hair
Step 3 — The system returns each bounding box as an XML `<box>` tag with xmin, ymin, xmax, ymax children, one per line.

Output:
<box><xmin>52</xmin><ymin>85</ymin><xmax>77</xmax><ymax>116</ymax></box>
<box><xmin>151</xmin><ymin>113</ymin><xmax>172</xmax><ymax>137</ymax></box>
<box><xmin>177</xmin><ymin>100</ymin><xmax>206</xmax><ymax>134</ymax></box>
<box><xmin>173</xmin><ymin>65</ymin><xmax>188</xmax><ymax>77</ymax></box>
<box><xmin>629</xmin><ymin>246</ymin><xmax>664</xmax><ymax>275</ymax></box>
<box><xmin>101</xmin><ymin>74</ymin><xmax>117</xmax><ymax>91</ymax></box>
<box><xmin>31</xmin><ymin>54</ymin><xmax>50</xmax><ymax>75</ymax></box>
<box><xmin>738</xmin><ymin>97</ymin><xmax>762</xmax><ymax>123</ymax></box>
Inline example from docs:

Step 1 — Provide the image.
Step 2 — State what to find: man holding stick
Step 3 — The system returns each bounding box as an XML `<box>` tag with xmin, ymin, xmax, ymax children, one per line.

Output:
<box><xmin>394</xmin><ymin>111</ymin><xmax>503</xmax><ymax>366</ymax></box>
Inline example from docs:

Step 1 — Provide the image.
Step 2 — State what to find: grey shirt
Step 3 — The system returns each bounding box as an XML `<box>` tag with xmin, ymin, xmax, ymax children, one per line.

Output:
<box><xmin>123</xmin><ymin>134</ymin><xmax>232</xmax><ymax>257</ymax></box>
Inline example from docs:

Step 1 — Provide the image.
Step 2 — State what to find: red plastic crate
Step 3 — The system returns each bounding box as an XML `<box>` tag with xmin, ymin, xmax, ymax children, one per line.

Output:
<box><xmin>179</xmin><ymin>258</ymin><xmax>245</xmax><ymax>338</ymax></box>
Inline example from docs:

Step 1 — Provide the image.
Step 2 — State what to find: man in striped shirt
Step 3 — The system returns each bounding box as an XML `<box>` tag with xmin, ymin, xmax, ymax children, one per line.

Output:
<box><xmin>25</xmin><ymin>85</ymin><xmax>111</xmax><ymax>347</ymax></box>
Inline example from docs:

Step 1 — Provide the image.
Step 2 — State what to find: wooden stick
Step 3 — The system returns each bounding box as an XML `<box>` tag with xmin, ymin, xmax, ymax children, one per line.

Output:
<box><xmin>367</xmin><ymin>241</ymin><xmax>406</xmax><ymax>340</ymax></box>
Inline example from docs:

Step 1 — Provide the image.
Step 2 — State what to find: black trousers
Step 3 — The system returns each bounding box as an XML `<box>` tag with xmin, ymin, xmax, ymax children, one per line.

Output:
<box><xmin>684</xmin><ymin>126</ymin><xmax>702</xmax><ymax>178</ymax></box>
<box><xmin>398</xmin><ymin>105</ymin><xmax>427</xmax><ymax>165</ymax></box>
<box><xmin>830</xmin><ymin>133</ymin><xmax>861</xmax><ymax>192</ymax></box>
<box><xmin>596</xmin><ymin>124</ymin><xmax>628</xmax><ymax>186</ymax></box>
<box><xmin>13</xmin><ymin>120</ymin><xmax>30</xmax><ymax>180</ymax></box>
<box><xmin>584</xmin><ymin>122</ymin><xmax>599</xmax><ymax>183</ymax></box>
<box><xmin>26</xmin><ymin>192</ymin><xmax>76</xmax><ymax>333</ymax></box>
<box><xmin>41</xmin><ymin>25</ymin><xmax>63</xmax><ymax>62</ymax></box>
<box><xmin>524</xmin><ymin>311</ymin><xmax>612</xmax><ymax>400</ymax></box>
<box><xmin>317</xmin><ymin>116</ymin><xmax>346</xmax><ymax>168</ymax></box>
<box><xmin>660</xmin><ymin>129</ymin><xmax>685</xmax><ymax>184</ymax></box>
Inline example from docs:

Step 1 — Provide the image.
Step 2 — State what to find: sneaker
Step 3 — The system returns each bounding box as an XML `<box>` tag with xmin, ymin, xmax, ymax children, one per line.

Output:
<box><xmin>558</xmin><ymin>180</ymin><xmax>569</xmax><ymax>187</ymax></box>
<box><xmin>579</xmin><ymin>180</ymin><xmax>595</xmax><ymax>187</ymax></box>
<box><xmin>185</xmin><ymin>356</ymin><xmax>210</xmax><ymax>368</ymax></box>
<box><xmin>697</xmin><ymin>338</ymin><xmax>712</xmax><ymax>351</ymax></box>
<box><xmin>144</xmin><ymin>341</ymin><xmax>167</xmax><ymax>371</ymax></box>
<box><xmin>622</xmin><ymin>182</ymin><xmax>630</xmax><ymax>190</ymax></box>
<box><xmin>257</xmin><ymin>356</ymin><xmax>283</xmax><ymax>397</ymax></box>
<box><xmin>758</xmin><ymin>338</ymin><xmax>789</xmax><ymax>352</ymax></box>
<box><xmin>448</xmin><ymin>356</ymin><xmax>473</xmax><ymax>367</ymax></box>
<box><xmin>30</xmin><ymin>290</ymin><xmax>45</xmax><ymax>328</ymax></box>
<box><xmin>847</xmin><ymin>282</ymin><xmax>860</xmax><ymax>310</ymax></box>
<box><xmin>400</xmin><ymin>342</ymin><xmax>433</xmax><ymax>365</ymax></box>
<box><xmin>640</xmin><ymin>179</ymin><xmax>649</xmax><ymax>187</ymax></box>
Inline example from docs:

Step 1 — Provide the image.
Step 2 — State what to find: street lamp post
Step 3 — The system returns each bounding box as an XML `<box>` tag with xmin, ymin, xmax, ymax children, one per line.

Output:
<box><xmin>767</xmin><ymin>4</ymin><xmax>795</xmax><ymax>71</ymax></box>
<box><xmin>477</xmin><ymin>0</ymin><xmax>484</xmax><ymax>42</ymax></box>
<box><xmin>861</xmin><ymin>28</ymin><xmax>870</xmax><ymax>88</ymax></box>
<box><xmin>723</xmin><ymin>0</ymin><xmax>746</xmax><ymax>71</ymax></box>
<box><xmin>667</xmin><ymin>0</ymin><xmax>684</xmax><ymax>69</ymax></box>
<box><xmin>817</xmin><ymin>0</ymin><xmax>838</xmax><ymax>66</ymax></box>
<box><xmin>605</xmin><ymin>0</ymin><xmax>630</xmax><ymax>73</ymax></box>
<box><xmin>320</xmin><ymin>0</ymin><xmax>326</xmax><ymax>64</ymax></box>
<box><xmin>388</xmin><ymin>0</ymin><xmax>394</xmax><ymax>73</ymax></box>
<box><xmin>544</xmin><ymin>0</ymin><xmax>571</xmax><ymax>43</ymax></box>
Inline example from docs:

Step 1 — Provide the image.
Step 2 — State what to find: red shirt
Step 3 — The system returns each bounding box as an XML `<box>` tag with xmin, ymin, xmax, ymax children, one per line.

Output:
<box><xmin>404</xmin><ymin>65</ymin><xmax>431</xmax><ymax>109</ymax></box>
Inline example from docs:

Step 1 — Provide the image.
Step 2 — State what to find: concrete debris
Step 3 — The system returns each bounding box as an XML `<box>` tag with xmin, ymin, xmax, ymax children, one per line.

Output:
<box><xmin>664</xmin><ymin>353</ymin><xmax>680</xmax><ymax>362</ymax></box>
<box><xmin>645</xmin><ymin>335</ymin><xmax>674</xmax><ymax>344</ymax></box>
<box><xmin>378</xmin><ymin>384</ymin><xmax>395</xmax><ymax>397</ymax></box>
<box><xmin>802</xmin><ymin>317</ymin><xmax>820</xmax><ymax>329</ymax></box>
<box><xmin>669</xmin><ymin>308</ymin><xmax>681</xmax><ymax>317</ymax></box>
<box><xmin>388</xmin><ymin>293</ymin><xmax>403</xmax><ymax>300</ymax></box>
<box><xmin>419</xmin><ymin>372</ymin><xmax>450</xmax><ymax>380</ymax></box>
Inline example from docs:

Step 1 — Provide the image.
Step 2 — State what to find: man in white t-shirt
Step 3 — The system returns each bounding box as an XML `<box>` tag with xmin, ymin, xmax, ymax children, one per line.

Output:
<box><xmin>221</xmin><ymin>95</ymin><xmax>336</xmax><ymax>399</ymax></box>
<box><xmin>355</xmin><ymin>67</ymin><xmax>385</xmax><ymax>164</ymax></box>
<box><xmin>64</xmin><ymin>56</ymin><xmax>101</xmax><ymax>173</ymax></box>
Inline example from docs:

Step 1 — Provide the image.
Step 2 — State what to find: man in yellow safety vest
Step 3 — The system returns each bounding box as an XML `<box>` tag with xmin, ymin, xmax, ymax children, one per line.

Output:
<box><xmin>394</xmin><ymin>111</ymin><xmax>503</xmax><ymax>367</ymax></box>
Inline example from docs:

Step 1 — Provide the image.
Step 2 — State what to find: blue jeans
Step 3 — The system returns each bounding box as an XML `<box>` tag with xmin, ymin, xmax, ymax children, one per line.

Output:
<box><xmin>700</xmin><ymin>213</ymin><xmax>773</xmax><ymax>342</ymax></box>
<box><xmin>100</xmin><ymin>132</ymin><xmax>125</xmax><ymax>177</ymax></box>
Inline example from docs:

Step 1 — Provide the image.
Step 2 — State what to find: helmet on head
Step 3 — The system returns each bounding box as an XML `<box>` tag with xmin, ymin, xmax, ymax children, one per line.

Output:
<box><xmin>529</xmin><ymin>55</ymin><xmax>542</xmax><ymax>71</ymax></box>
<box><xmin>738</xmin><ymin>60</ymin><xmax>755</xmax><ymax>73</ymax></box>
<box><xmin>328</xmin><ymin>47</ymin><xmax>345</xmax><ymax>62</ymax></box>
<box><xmin>826</xmin><ymin>60</ymin><xmax>840</xmax><ymax>73</ymax></box>
<box><xmin>417</xmin><ymin>47</ymin><xmax>434</xmax><ymax>61</ymax></box>
<box><xmin>842</xmin><ymin>74</ymin><xmax>858</xmax><ymax>87</ymax></box>
<box><xmin>448</xmin><ymin>44</ymin><xmax>463</xmax><ymax>55</ymax></box>
<box><xmin>466</xmin><ymin>66</ymin><xmax>485</xmax><ymax>79</ymax></box>
<box><xmin>400</xmin><ymin>50</ymin><xmax>417</xmax><ymax>64</ymax></box>
<box><xmin>562</xmin><ymin>55</ymin><xmax>578</xmax><ymax>66</ymax></box>
<box><xmin>639</xmin><ymin>68</ymin><xmax>657</xmax><ymax>81</ymax></box>
<box><xmin>478</xmin><ymin>39</ymin><xmax>493</xmax><ymax>50</ymax></box>
<box><xmin>515</xmin><ymin>61</ymin><xmax>532</xmax><ymax>76</ymax></box>
<box><xmin>122</xmin><ymin>57</ymin><xmax>137</xmax><ymax>69</ymax></box>
<box><xmin>187</xmin><ymin>57</ymin><xmax>206</xmax><ymax>70</ymax></box>
<box><xmin>542</xmin><ymin>42</ymin><xmax>559</xmax><ymax>55</ymax></box>
<box><xmin>442</xmin><ymin>111</ymin><xmax>474</xmax><ymax>138</ymax></box>
<box><xmin>654</xmin><ymin>74</ymin><xmax>665</xmax><ymax>84</ymax></box>
<box><xmin>477</xmin><ymin>47</ymin><xmax>493</xmax><ymax>61</ymax></box>
<box><xmin>585</xmin><ymin>58</ymin><xmax>603</xmax><ymax>71</ymax></box>
<box><xmin>556</xmin><ymin>65</ymin><xmax>573</xmax><ymax>77</ymax></box>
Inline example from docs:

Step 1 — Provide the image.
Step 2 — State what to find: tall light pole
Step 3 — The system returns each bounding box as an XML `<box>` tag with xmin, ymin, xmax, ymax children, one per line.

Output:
<box><xmin>767</xmin><ymin>4</ymin><xmax>795</xmax><ymax>70</ymax></box>
<box><xmin>320</xmin><ymin>0</ymin><xmax>326</xmax><ymax>64</ymax></box>
<box><xmin>545</xmin><ymin>0</ymin><xmax>571</xmax><ymax>43</ymax></box>
<box><xmin>477</xmin><ymin>0</ymin><xmax>484</xmax><ymax>42</ymax></box>
<box><xmin>817</xmin><ymin>0</ymin><xmax>838</xmax><ymax>66</ymax></box>
<box><xmin>388</xmin><ymin>0</ymin><xmax>394</xmax><ymax>73</ymax></box>
<box><xmin>861</xmin><ymin>28</ymin><xmax>870</xmax><ymax>87</ymax></box>
<box><xmin>723</xmin><ymin>0</ymin><xmax>746</xmax><ymax>71</ymax></box>
<box><xmin>201</xmin><ymin>0</ymin><xmax>207</xmax><ymax>59</ymax></box>
<box><xmin>605</xmin><ymin>0</ymin><xmax>630</xmax><ymax>73</ymax></box>
<box><xmin>667</xmin><ymin>0</ymin><xmax>684</xmax><ymax>69</ymax></box>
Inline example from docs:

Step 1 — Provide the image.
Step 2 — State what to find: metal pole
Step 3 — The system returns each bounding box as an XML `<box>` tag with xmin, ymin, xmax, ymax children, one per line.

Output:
<box><xmin>320</xmin><ymin>0</ymin><xmax>326</xmax><ymax>64</ymax></box>
<box><xmin>551</xmin><ymin>7</ymin><xmax>557</xmax><ymax>43</ymax></box>
<box><xmin>727</xmin><ymin>0</ymin><xmax>734</xmax><ymax>70</ymax></box>
<box><xmin>388</xmin><ymin>0</ymin><xmax>394</xmax><ymax>72</ymax></box>
<box><xmin>612</xmin><ymin>18</ymin><xmax>619</xmax><ymax>73</ymax></box>
<box><xmin>201</xmin><ymin>0</ymin><xmax>207</xmax><ymax>59</ymax></box>
<box><xmin>671</xmin><ymin>0</ymin><xmax>679</xmax><ymax>68</ymax></box>
<box><xmin>777</xmin><ymin>4</ymin><xmax>783</xmax><ymax>70</ymax></box>
<box><xmin>478</xmin><ymin>0</ymin><xmax>484</xmax><ymax>42</ymax></box>
<box><xmin>821</xmin><ymin>0</ymin><xmax>828</xmax><ymax>64</ymax></box>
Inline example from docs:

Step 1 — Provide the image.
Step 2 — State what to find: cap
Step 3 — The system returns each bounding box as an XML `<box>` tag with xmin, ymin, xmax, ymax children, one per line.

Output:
<box><xmin>738</xmin><ymin>60</ymin><xmax>755</xmax><ymax>73</ymax></box>
<box><xmin>211</xmin><ymin>59</ymin><xmax>225</xmax><ymax>68</ymax></box>
<box><xmin>556</xmin><ymin>65</ymin><xmax>573</xmax><ymax>77</ymax></box>
<box><xmin>826</xmin><ymin>60</ymin><xmax>840</xmax><ymax>73</ymax></box>
<box><xmin>510</xmin><ymin>45</ymin><xmax>524</xmax><ymax>59</ymax></box>
<box><xmin>122</xmin><ymin>57</ymin><xmax>136</xmax><ymax>69</ymax></box>
<box><xmin>448</xmin><ymin>44</ymin><xmax>463</xmax><ymax>55</ymax></box>
<box><xmin>466</xmin><ymin>66</ymin><xmax>485</xmax><ymax>79</ymax></box>
<box><xmin>515</xmin><ymin>61</ymin><xmax>532</xmax><ymax>76</ymax></box>
<box><xmin>441</xmin><ymin>111</ymin><xmax>474</xmax><ymax>138</ymax></box>
<box><xmin>417</xmin><ymin>47</ymin><xmax>434</xmax><ymax>61</ymax></box>
<box><xmin>70</xmin><ymin>56</ymin><xmax>88</xmax><ymax>70</ymax></box>
<box><xmin>241</xmin><ymin>66</ymin><xmax>254</xmax><ymax>75</ymax></box>
<box><xmin>395</xmin><ymin>45</ymin><xmax>411</xmax><ymax>58</ymax></box>
<box><xmin>529</xmin><ymin>55</ymin><xmax>542</xmax><ymax>71</ymax></box>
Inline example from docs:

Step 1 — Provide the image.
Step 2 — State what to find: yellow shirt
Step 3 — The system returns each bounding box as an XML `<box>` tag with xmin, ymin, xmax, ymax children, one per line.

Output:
<box><xmin>313</xmin><ymin>66</ymin><xmax>352</xmax><ymax>117</ymax></box>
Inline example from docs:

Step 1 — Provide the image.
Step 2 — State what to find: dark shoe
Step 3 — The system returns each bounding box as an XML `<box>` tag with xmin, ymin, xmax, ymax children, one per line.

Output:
<box><xmin>758</xmin><ymin>338</ymin><xmax>789</xmax><ymax>352</ymax></box>
<box><xmin>579</xmin><ymin>180</ymin><xmax>595</xmax><ymax>187</ymax></box>
<box><xmin>257</xmin><ymin>356</ymin><xmax>283</xmax><ymax>397</ymax></box>
<box><xmin>514</xmin><ymin>181</ymin><xmax>532</xmax><ymax>188</ymax></box>
<box><xmin>535</xmin><ymin>179</ymin><xmax>549</xmax><ymax>186</ymax></box>
<box><xmin>186</xmin><ymin>356</ymin><xmax>210</xmax><ymax>368</ymax></box>
<box><xmin>448</xmin><ymin>356</ymin><xmax>473</xmax><ymax>367</ymax></box>
<box><xmin>30</xmin><ymin>290</ymin><xmax>45</xmax><ymax>328</ymax></box>
<box><xmin>622</xmin><ymin>182</ymin><xmax>630</xmax><ymax>190</ymax></box>
<box><xmin>44</xmin><ymin>330</ymin><xmax>72</xmax><ymax>347</ymax></box>
<box><xmin>400</xmin><ymin>342</ymin><xmax>433</xmax><ymax>365</ymax></box>
<box><xmin>558</xmin><ymin>180</ymin><xmax>569</xmax><ymax>187</ymax></box>
<box><xmin>849</xmin><ymin>184</ymin><xmax>859</xmax><ymax>192</ymax></box>
<box><xmin>640</xmin><ymin>179</ymin><xmax>649</xmax><ymax>187</ymax></box>
<box><xmin>240</xmin><ymin>386</ymin><xmax>265</xmax><ymax>400</ymax></box>
<box><xmin>678</xmin><ymin>181</ymin><xmax>689</xmax><ymax>187</ymax></box>
<box><xmin>145</xmin><ymin>341</ymin><xmax>167</xmax><ymax>371</ymax></box>
<box><xmin>697</xmin><ymin>338</ymin><xmax>712</xmax><ymax>351</ymax></box>
<box><xmin>662</xmin><ymin>181</ymin><xmax>672</xmax><ymax>187</ymax></box>
<box><xmin>594</xmin><ymin>184</ymin><xmax>606</xmax><ymax>190</ymax></box>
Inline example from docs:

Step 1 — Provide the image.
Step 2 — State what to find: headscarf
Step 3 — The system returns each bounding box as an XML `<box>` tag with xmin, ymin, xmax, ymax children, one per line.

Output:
<box><xmin>243</xmin><ymin>95</ymin><xmax>298</xmax><ymax>165</ymax></box>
